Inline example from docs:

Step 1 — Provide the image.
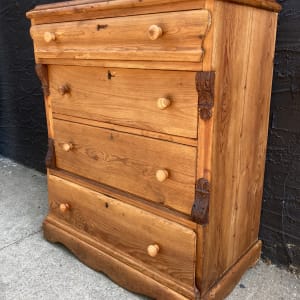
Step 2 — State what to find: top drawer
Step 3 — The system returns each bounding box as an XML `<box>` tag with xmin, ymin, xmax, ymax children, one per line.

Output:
<box><xmin>30</xmin><ymin>10</ymin><xmax>211</xmax><ymax>62</ymax></box>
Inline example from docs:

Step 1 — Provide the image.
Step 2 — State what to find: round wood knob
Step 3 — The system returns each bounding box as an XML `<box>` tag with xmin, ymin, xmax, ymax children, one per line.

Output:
<box><xmin>156</xmin><ymin>169</ymin><xmax>169</xmax><ymax>182</ymax></box>
<box><xmin>58</xmin><ymin>84</ymin><xmax>71</xmax><ymax>95</ymax></box>
<box><xmin>59</xmin><ymin>203</ymin><xmax>70</xmax><ymax>213</ymax></box>
<box><xmin>157</xmin><ymin>98</ymin><xmax>171</xmax><ymax>110</ymax></box>
<box><xmin>148</xmin><ymin>25</ymin><xmax>163</xmax><ymax>40</ymax></box>
<box><xmin>147</xmin><ymin>244</ymin><xmax>160</xmax><ymax>257</ymax></box>
<box><xmin>62</xmin><ymin>143</ymin><xmax>73</xmax><ymax>152</ymax></box>
<box><xmin>44</xmin><ymin>31</ymin><xmax>56</xmax><ymax>43</ymax></box>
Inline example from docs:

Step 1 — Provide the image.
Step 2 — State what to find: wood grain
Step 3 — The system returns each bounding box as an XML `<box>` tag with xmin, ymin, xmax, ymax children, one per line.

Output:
<box><xmin>29</xmin><ymin>0</ymin><xmax>202</xmax><ymax>12</ymax></box>
<box><xmin>49</xmin><ymin>66</ymin><xmax>199</xmax><ymax>138</ymax></box>
<box><xmin>27</xmin><ymin>0</ymin><xmax>206</xmax><ymax>25</ymax></box>
<box><xmin>218</xmin><ymin>0</ymin><xmax>281</xmax><ymax>12</ymax></box>
<box><xmin>38</xmin><ymin>58</ymin><xmax>204</xmax><ymax>71</ymax></box>
<box><xmin>30</xmin><ymin>10</ymin><xmax>210</xmax><ymax>62</ymax></box>
<box><xmin>44</xmin><ymin>217</ymin><xmax>197</xmax><ymax>299</ymax></box>
<box><xmin>202</xmin><ymin>241</ymin><xmax>262</xmax><ymax>299</ymax></box>
<box><xmin>48</xmin><ymin>175</ymin><xmax>196</xmax><ymax>287</ymax></box>
<box><xmin>49</xmin><ymin>168</ymin><xmax>198</xmax><ymax>230</ymax></box>
<box><xmin>200</xmin><ymin>2</ymin><xmax>278</xmax><ymax>293</ymax></box>
<box><xmin>53</xmin><ymin>119</ymin><xmax>197</xmax><ymax>215</ymax></box>
<box><xmin>26</xmin><ymin>0</ymin><xmax>280</xmax><ymax>26</ymax></box>
<box><xmin>27</xmin><ymin>1</ymin><xmax>280</xmax><ymax>298</ymax></box>
<box><xmin>53</xmin><ymin>113</ymin><xmax>198</xmax><ymax>147</ymax></box>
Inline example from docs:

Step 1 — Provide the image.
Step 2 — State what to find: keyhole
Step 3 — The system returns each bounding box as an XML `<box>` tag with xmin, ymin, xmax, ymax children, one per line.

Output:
<box><xmin>107</xmin><ymin>70</ymin><xmax>115</xmax><ymax>80</ymax></box>
<box><xmin>97</xmin><ymin>24</ymin><xmax>108</xmax><ymax>31</ymax></box>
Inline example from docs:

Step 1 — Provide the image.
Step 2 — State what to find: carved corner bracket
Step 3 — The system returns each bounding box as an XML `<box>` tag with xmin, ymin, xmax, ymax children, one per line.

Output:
<box><xmin>45</xmin><ymin>138</ymin><xmax>56</xmax><ymax>169</ymax></box>
<box><xmin>196</xmin><ymin>72</ymin><xmax>215</xmax><ymax>120</ymax></box>
<box><xmin>191</xmin><ymin>178</ymin><xmax>210</xmax><ymax>225</ymax></box>
<box><xmin>35</xmin><ymin>64</ymin><xmax>49</xmax><ymax>97</ymax></box>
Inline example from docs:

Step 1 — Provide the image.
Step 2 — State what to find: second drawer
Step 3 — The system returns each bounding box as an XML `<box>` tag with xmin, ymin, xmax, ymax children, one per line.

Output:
<box><xmin>53</xmin><ymin>119</ymin><xmax>197</xmax><ymax>215</ymax></box>
<box><xmin>49</xmin><ymin>65</ymin><xmax>199</xmax><ymax>138</ymax></box>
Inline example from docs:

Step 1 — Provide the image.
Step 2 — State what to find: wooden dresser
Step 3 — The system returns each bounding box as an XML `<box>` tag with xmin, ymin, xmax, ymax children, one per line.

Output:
<box><xmin>27</xmin><ymin>0</ymin><xmax>281</xmax><ymax>299</ymax></box>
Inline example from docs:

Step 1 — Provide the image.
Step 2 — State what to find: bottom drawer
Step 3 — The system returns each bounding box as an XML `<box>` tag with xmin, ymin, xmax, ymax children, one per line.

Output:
<box><xmin>48</xmin><ymin>175</ymin><xmax>196</xmax><ymax>287</ymax></box>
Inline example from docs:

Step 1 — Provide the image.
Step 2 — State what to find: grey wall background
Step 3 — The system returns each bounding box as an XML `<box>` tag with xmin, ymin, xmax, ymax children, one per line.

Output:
<box><xmin>0</xmin><ymin>0</ymin><xmax>299</xmax><ymax>271</ymax></box>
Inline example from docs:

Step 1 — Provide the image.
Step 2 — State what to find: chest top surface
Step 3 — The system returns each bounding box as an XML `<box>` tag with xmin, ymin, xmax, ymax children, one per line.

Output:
<box><xmin>27</xmin><ymin>0</ymin><xmax>281</xmax><ymax>25</ymax></box>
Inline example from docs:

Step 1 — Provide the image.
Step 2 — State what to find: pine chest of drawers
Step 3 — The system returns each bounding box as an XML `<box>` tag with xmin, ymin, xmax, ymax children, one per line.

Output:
<box><xmin>27</xmin><ymin>0</ymin><xmax>281</xmax><ymax>299</ymax></box>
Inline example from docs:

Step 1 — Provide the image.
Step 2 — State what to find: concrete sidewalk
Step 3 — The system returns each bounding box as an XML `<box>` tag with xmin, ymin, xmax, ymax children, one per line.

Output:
<box><xmin>0</xmin><ymin>155</ymin><xmax>299</xmax><ymax>300</ymax></box>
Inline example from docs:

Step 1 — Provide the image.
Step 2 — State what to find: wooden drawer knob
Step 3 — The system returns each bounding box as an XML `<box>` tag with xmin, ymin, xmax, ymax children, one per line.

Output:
<box><xmin>147</xmin><ymin>244</ymin><xmax>160</xmax><ymax>257</ymax></box>
<box><xmin>44</xmin><ymin>31</ymin><xmax>56</xmax><ymax>43</ymax></box>
<box><xmin>58</xmin><ymin>84</ymin><xmax>71</xmax><ymax>95</ymax></box>
<box><xmin>62</xmin><ymin>143</ymin><xmax>73</xmax><ymax>152</ymax></box>
<box><xmin>148</xmin><ymin>25</ymin><xmax>163</xmax><ymax>40</ymax></box>
<box><xmin>156</xmin><ymin>169</ymin><xmax>169</xmax><ymax>182</ymax></box>
<box><xmin>59</xmin><ymin>203</ymin><xmax>70</xmax><ymax>213</ymax></box>
<box><xmin>157</xmin><ymin>98</ymin><xmax>171</xmax><ymax>110</ymax></box>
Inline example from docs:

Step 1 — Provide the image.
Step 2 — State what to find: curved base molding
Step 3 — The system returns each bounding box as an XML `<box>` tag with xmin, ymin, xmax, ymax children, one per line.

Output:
<box><xmin>43</xmin><ymin>216</ymin><xmax>261</xmax><ymax>300</ymax></box>
<box><xmin>43</xmin><ymin>217</ymin><xmax>197</xmax><ymax>300</ymax></box>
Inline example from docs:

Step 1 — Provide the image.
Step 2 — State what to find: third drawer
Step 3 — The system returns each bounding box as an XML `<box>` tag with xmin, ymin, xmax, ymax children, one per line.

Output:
<box><xmin>53</xmin><ymin>118</ymin><xmax>197</xmax><ymax>216</ymax></box>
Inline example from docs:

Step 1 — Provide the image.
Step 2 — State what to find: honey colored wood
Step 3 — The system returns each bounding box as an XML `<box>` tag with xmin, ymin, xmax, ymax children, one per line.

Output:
<box><xmin>49</xmin><ymin>168</ymin><xmax>198</xmax><ymax>230</ymax></box>
<box><xmin>26</xmin><ymin>0</ymin><xmax>280</xmax><ymax>26</ymax></box>
<box><xmin>43</xmin><ymin>212</ymin><xmax>261</xmax><ymax>300</ymax></box>
<box><xmin>49</xmin><ymin>66</ymin><xmax>199</xmax><ymax>138</ymax></box>
<box><xmin>48</xmin><ymin>175</ymin><xmax>196</xmax><ymax>287</ymax></box>
<box><xmin>202</xmin><ymin>241</ymin><xmax>262</xmax><ymax>300</ymax></box>
<box><xmin>27</xmin><ymin>0</ymin><xmax>206</xmax><ymax>25</ymax></box>
<box><xmin>28</xmin><ymin>0</ymin><xmax>203</xmax><ymax>12</ymax></box>
<box><xmin>200</xmin><ymin>2</ymin><xmax>278</xmax><ymax>294</ymax></box>
<box><xmin>202</xmin><ymin>0</ymin><xmax>215</xmax><ymax>71</ymax></box>
<box><xmin>28</xmin><ymin>1</ymin><xmax>280</xmax><ymax>299</ymax></box>
<box><xmin>35</xmin><ymin>64</ymin><xmax>54</xmax><ymax>139</ymax></box>
<box><xmin>30</xmin><ymin>10</ymin><xmax>210</xmax><ymax>62</ymax></box>
<box><xmin>53</xmin><ymin>113</ymin><xmax>197</xmax><ymax>147</ymax></box>
<box><xmin>44</xmin><ymin>217</ymin><xmax>197</xmax><ymax>299</ymax></box>
<box><xmin>194</xmin><ymin>3</ymin><xmax>216</xmax><ymax>290</ymax></box>
<box><xmin>53</xmin><ymin>119</ymin><xmax>197</xmax><ymax>215</ymax></box>
<box><xmin>38</xmin><ymin>58</ymin><xmax>204</xmax><ymax>71</ymax></box>
<box><xmin>218</xmin><ymin>0</ymin><xmax>281</xmax><ymax>12</ymax></box>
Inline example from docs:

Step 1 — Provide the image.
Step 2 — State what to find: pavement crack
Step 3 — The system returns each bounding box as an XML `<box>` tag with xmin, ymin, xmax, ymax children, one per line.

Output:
<box><xmin>0</xmin><ymin>229</ymin><xmax>42</xmax><ymax>252</ymax></box>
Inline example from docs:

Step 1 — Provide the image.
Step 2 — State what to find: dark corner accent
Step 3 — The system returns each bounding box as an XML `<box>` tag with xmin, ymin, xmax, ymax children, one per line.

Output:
<box><xmin>191</xmin><ymin>178</ymin><xmax>210</xmax><ymax>225</ymax></box>
<box><xmin>35</xmin><ymin>64</ymin><xmax>49</xmax><ymax>97</ymax></box>
<box><xmin>45</xmin><ymin>138</ymin><xmax>56</xmax><ymax>169</ymax></box>
<box><xmin>196</xmin><ymin>71</ymin><xmax>215</xmax><ymax>120</ymax></box>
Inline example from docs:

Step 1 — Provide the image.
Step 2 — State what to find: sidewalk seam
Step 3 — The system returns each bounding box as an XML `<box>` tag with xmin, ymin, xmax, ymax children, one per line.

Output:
<box><xmin>0</xmin><ymin>229</ymin><xmax>42</xmax><ymax>252</ymax></box>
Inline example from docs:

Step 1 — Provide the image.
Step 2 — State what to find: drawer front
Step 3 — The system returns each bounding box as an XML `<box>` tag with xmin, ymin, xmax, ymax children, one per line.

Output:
<box><xmin>49</xmin><ymin>66</ymin><xmax>198</xmax><ymax>138</ymax></box>
<box><xmin>30</xmin><ymin>10</ymin><xmax>210</xmax><ymax>62</ymax></box>
<box><xmin>48</xmin><ymin>175</ymin><xmax>196</xmax><ymax>286</ymax></box>
<box><xmin>53</xmin><ymin>119</ymin><xmax>196</xmax><ymax>215</ymax></box>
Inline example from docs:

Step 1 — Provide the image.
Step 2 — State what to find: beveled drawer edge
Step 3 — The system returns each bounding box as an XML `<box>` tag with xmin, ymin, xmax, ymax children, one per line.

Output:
<box><xmin>44</xmin><ymin>214</ymin><xmax>197</xmax><ymax>298</ymax></box>
<box><xmin>28</xmin><ymin>0</ymin><xmax>202</xmax><ymax>14</ymax></box>
<box><xmin>53</xmin><ymin>113</ymin><xmax>198</xmax><ymax>147</ymax></box>
<box><xmin>27</xmin><ymin>0</ymin><xmax>280</xmax><ymax>26</ymax></box>
<box><xmin>37</xmin><ymin>58</ymin><xmax>204</xmax><ymax>72</ymax></box>
<box><xmin>27</xmin><ymin>0</ymin><xmax>207</xmax><ymax>25</ymax></box>
<box><xmin>49</xmin><ymin>168</ymin><xmax>198</xmax><ymax>231</ymax></box>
